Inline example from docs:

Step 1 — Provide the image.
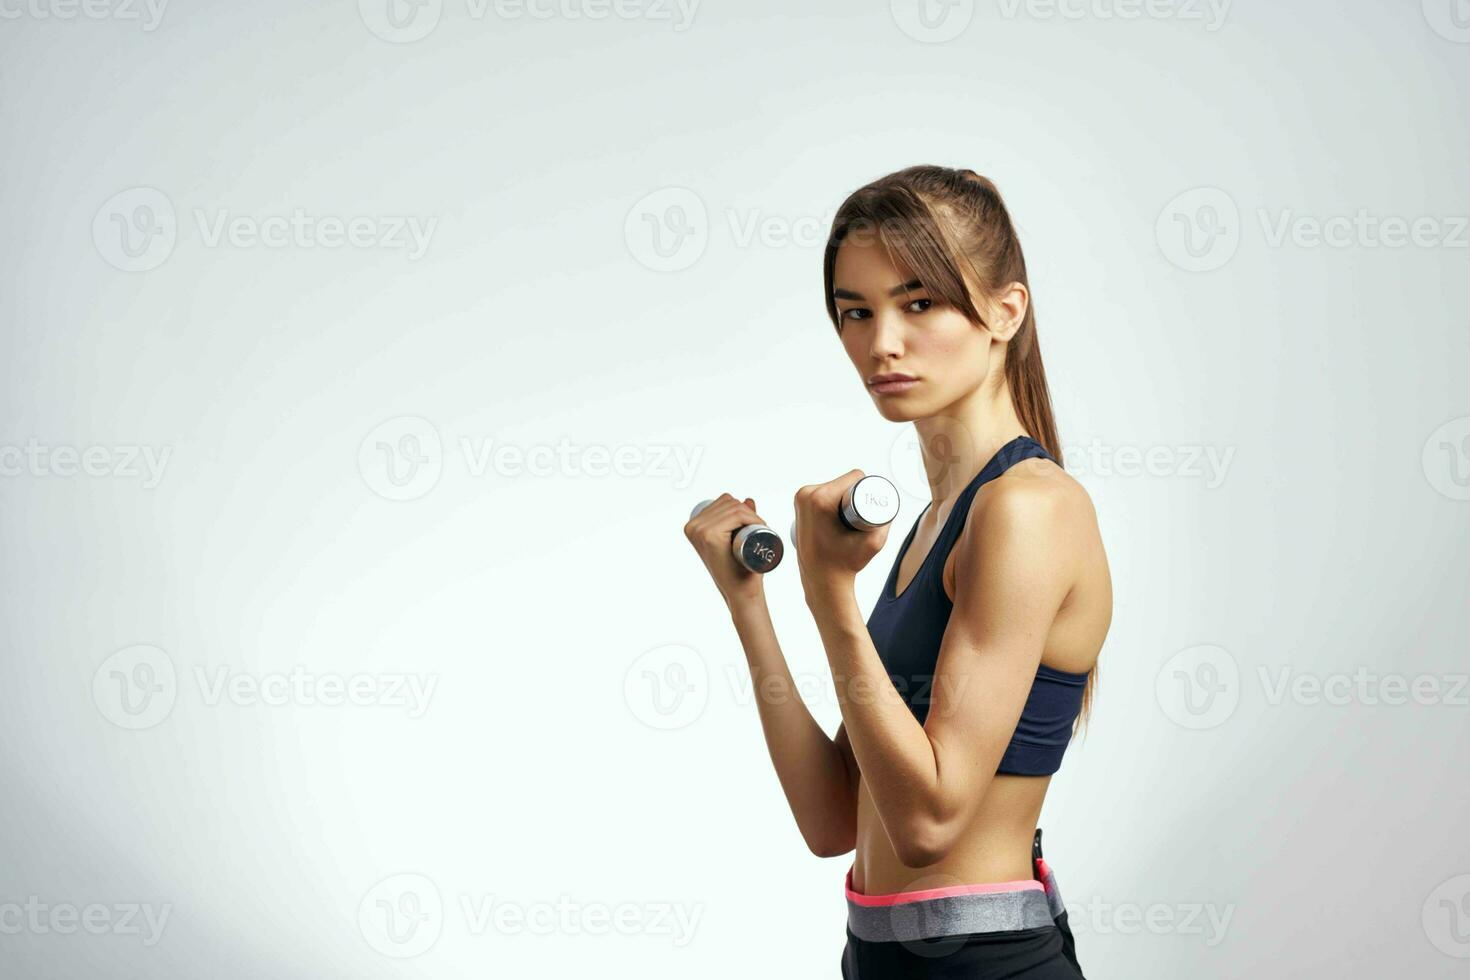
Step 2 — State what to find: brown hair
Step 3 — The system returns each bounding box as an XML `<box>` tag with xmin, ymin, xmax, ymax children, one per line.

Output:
<box><xmin>821</xmin><ymin>164</ymin><xmax>1095</xmax><ymax>729</ymax></box>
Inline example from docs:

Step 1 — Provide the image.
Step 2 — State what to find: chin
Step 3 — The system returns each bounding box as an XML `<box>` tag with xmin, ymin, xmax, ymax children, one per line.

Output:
<box><xmin>871</xmin><ymin>396</ymin><xmax>927</xmax><ymax>423</ymax></box>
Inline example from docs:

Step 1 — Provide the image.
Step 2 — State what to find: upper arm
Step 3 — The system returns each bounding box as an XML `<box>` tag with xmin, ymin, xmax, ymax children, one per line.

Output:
<box><xmin>919</xmin><ymin>478</ymin><xmax>1082</xmax><ymax>836</ymax></box>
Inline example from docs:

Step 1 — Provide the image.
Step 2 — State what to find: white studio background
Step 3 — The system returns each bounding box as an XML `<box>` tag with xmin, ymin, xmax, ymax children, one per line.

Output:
<box><xmin>2</xmin><ymin>1</ymin><xmax>1467</xmax><ymax>977</ymax></box>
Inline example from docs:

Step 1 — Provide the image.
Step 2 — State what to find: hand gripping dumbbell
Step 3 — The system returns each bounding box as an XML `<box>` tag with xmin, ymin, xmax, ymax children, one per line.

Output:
<box><xmin>689</xmin><ymin>499</ymin><xmax>785</xmax><ymax>574</ymax></box>
<box><xmin>789</xmin><ymin>474</ymin><xmax>901</xmax><ymax>546</ymax></box>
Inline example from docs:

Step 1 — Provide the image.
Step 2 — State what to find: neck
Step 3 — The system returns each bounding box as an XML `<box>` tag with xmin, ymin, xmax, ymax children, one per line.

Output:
<box><xmin>911</xmin><ymin>382</ymin><xmax>1029</xmax><ymax>507</ymax></box>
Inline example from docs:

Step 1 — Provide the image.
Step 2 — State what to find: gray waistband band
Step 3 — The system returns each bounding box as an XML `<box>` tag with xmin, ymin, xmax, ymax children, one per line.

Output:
<box><xmin>845</xmin><ymin>865</ymin><xmax>1065</xmax><ymax>943</ymax></box>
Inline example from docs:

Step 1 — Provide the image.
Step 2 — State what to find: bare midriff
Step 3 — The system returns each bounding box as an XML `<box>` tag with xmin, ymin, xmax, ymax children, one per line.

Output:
<box><xmin>849</xmin><ymin>772</ymin><xmax>1050</xmax><ymax>894</ymax></box>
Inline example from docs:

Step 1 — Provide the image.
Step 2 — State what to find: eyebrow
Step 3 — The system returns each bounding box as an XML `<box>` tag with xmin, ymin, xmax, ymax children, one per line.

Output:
<box><xmin>832</xmin><ymin>279</ymin><xmax>924</xmax><ymax>302</ymax></box>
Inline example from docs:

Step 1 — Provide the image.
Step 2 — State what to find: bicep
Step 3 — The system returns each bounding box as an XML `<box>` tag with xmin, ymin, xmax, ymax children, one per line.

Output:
<box><xmin>923</xmin><ymin>485</ymin><xmax>1078</xmax><ymax>803</ymax></box>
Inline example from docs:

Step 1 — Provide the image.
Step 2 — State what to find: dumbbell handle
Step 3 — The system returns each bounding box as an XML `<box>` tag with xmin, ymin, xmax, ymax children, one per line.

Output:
<box><xmin>689</xmin><ymin>499</ymin><xmax>784</xmax><ymax>574</ymax></box>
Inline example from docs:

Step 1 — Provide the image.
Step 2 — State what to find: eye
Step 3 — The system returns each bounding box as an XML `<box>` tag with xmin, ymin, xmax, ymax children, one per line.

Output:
<box><xmin>837</xmin><ymin>299</ymin><xmax>933</xmax><ymax>326</ymax></box>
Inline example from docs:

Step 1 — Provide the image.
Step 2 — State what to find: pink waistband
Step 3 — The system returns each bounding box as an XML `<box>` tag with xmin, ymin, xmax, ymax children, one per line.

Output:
<box><xmin>844</xmin><ymin>864</ymin><xmax>1044</xmax><ymax>907</ymax></box>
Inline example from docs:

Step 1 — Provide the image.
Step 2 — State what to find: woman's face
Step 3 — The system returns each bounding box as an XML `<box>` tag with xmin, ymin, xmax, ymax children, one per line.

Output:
<box><xmin>831</xmin><ymin>237</ymin><xmax>996</xmax><ymax>423</ymax></box>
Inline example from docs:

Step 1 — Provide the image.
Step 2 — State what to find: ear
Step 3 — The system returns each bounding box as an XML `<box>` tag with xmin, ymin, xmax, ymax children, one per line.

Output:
<box><xmin>986</xmin><ymin>281</ymin><xmax>1029</xmax><ymax>343</ymax></box>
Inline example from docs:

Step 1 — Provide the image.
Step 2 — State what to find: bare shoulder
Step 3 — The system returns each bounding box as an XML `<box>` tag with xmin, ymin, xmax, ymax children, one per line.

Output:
<box><xmin>971</xmin><ymin>455</ymin><xmax>1098</xmax><ymax>543</ymax></box>
<box><xmin>943</xmin><ymin>454</ymin><xmax>1111</xmax><ymax>670</ymax></box>
<box><xmin>941</xmin><ymin>455</ymin><xmax>1103</xmax><ymax>600</ymax></box>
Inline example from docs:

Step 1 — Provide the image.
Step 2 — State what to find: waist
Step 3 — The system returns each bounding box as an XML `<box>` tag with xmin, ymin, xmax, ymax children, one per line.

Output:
<box><xmin>844</xmin><ymin>860</ymin><xmax>1066</xmax><ymax>943</ymax></box>
<box><xmin>853</xmin><ymin>778</ymin><xmax>1050</xmax><ymax>890</ymax></box>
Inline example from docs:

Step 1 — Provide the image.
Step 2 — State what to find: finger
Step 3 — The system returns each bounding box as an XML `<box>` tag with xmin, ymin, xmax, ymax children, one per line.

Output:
<box><xmin>685</xmin><ymin>494</ymin><xmax>740</xmax><ymax>534</ymax></box>
<box><xmin>697</xmin><ymin>498</ymin><xmax>765</xmax><ymax>538</ymax></box>
<box><xmin>690</xmin><ymin>493</ymin><xmax>740</xmax><ymax>521</ymax></box>
<box><xmin>741</xmin><ymin>498</ymin><xmax>765</xmax><ymax>524</ymax></box>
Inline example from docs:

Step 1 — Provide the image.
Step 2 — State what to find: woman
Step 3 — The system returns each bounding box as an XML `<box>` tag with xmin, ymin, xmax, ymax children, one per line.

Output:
<box><xmin>685</xmin><ymin>165</ymin><xmax>1111</xmax><ymax>978</ymax></box>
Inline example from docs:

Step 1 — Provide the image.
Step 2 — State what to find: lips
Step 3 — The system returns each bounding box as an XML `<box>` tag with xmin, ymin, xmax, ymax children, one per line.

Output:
<box><xmin>868</xmin><ymin>374</ymin><xmax>918</xmax><ymax>395</ymax></box>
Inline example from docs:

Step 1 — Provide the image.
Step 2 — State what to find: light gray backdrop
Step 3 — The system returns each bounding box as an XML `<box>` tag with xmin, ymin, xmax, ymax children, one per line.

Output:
<box><xmin>2</xmin><ymin>0</ymin><xmax>1467</xmax><ymax>976</ymax></box>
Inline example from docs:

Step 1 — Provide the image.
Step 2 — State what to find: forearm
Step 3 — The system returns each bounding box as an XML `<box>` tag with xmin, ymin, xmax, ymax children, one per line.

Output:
<box><xmin>727</xmin><ymin>596</ymin><xmax>856</xmax><ymax>856</ymax></box>
<box><xmin>808</xmin><ymin>586</ymin><xmax>947</xmax><ymax>862</ymax></box>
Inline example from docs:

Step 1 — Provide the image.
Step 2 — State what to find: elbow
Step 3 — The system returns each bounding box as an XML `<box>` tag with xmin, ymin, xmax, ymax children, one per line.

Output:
<box><xmin>810</xmin><ymin>836</ymin><xmax>856</xmax><ymax>859</ymax></box>
<box><xmin>811</xmin><ymin>834</ymin><xmax>858</xmax><ymax>863</ymax></box>
<box><xmin>897</xmin><ymin>772</ymin><xmax>994</xmax><ymax>867</ymax></box>
<box><xmin>894</xmin><ymin>814</ymin><xmax>955</xmax><ymax>869</ymax></box>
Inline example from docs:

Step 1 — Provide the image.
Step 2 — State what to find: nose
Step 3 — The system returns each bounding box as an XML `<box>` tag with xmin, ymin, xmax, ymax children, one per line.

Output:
<box><xmin>868</xmin><ymin>309</ymin><xmax>905</xmax><ymax>361</ymax></box>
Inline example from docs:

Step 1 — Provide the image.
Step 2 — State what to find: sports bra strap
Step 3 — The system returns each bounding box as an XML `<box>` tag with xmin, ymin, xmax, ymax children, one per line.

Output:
<box><xmin>929</xmin><ymin>435</ymin><xmax>1055</xmax><ymax>568</ymax></box>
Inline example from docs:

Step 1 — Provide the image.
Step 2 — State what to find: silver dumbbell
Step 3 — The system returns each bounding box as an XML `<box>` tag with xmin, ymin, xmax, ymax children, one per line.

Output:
<box><xmin>790</xmin><ymin>474</ymin><xmax>901</xmax><ymax>545</ymax></box>
<box><xmin>689</xmin><ymin>499</ymin><xmax>784</xmax><ymax>574</ymax></box>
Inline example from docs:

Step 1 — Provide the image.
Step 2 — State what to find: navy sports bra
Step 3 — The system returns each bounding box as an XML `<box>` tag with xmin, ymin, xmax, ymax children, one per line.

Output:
<box><xmin>865</xmin><ymin>435</ymin><xmax>1089</xmax><ymax>776</ymax></box>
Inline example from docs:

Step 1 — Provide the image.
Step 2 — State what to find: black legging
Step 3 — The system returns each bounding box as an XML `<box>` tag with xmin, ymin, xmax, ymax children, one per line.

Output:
<box><xmin>840</xmin><ymin>908</ymin><xmax>1084</xmax><ymax>979</ymax></box>
<box><xmin>840</xmin><ymin>845</ymin><xmax>1085</xmax><ymax>979</ymax></box>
